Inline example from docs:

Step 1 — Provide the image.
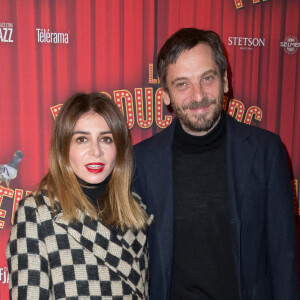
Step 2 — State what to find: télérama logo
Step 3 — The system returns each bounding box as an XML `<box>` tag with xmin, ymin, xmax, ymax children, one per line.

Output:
<box><xmin>36</xmin><ymin>28</ymin><xmax>69</xmax><ymax>44</ymax></box>
<box><xmin>280</xmin><ymin>36</ymin><xmax>300</xmax><ymax>55</ymax></box>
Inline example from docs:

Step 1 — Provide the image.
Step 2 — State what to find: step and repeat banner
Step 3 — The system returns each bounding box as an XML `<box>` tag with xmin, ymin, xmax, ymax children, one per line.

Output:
<box><xmin>0</xmin><ymin>0</ymin><xmax>299</xmax><ymax>297</ymax></box>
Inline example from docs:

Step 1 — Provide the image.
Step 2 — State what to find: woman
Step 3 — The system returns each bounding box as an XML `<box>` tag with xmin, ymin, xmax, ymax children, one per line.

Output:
<box><xmin>6</xmin><ymin>93</ymin><xmax>152</xmax><ymax>299</ymax></box>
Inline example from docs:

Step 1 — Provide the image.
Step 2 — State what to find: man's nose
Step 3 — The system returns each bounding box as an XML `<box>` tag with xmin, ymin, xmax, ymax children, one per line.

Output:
<box><xmin>193</xmin><ymin>84</ymin><xmax>206</xmax><ymax>102</ymax></box>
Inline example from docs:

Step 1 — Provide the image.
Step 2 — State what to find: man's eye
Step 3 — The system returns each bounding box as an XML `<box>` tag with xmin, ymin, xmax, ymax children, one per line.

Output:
<box><xmin>76</xmin><ymin>136</ymin><xmax>87</xmax><ymax>143</ymax></box>
<box><xmin>101</xmin><ymin>136</ymin><xmax>113</xmax><ymax>143</ymax></box>
<box><xmin>176</xmin><ymin>82</ymin><xmax>186</xmax><ymax>87</ymax></box>
<box><xmin>204</xmin><ymin>75</ymin><xmax>214</xmax><ymax>82</ymax></box>
<box><xmin>175</xmin><ymin>82</ymin><xmax>188</xmax><ymax>90</ymax></box>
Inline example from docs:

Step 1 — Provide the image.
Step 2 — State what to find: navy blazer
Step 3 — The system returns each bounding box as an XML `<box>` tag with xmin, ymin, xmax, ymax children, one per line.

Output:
<box><xmin>134</xmin><ymin>113</ymin><xmax>299</xmax><ymax>300</ymax></box>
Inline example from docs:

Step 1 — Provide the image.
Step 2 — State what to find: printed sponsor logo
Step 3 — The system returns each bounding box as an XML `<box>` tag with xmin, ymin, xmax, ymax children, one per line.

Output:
<box><xmin>227</xmin><ymin>37</ymin><xmax>265</xmax><ymax>50</ymax></box>
<box><xmin>0</xmin><ymin>22</ymin><xmax>13</xmax><ymax>43</ymax></box>
<box><xmin>36</xmin><ymin>28</ymin><xmax>69</xmax><ymax>44</ymax></box>
<box><xmin>0</xmin><ymin>267</ymin><xmax>9</xmax><ymax>284</ymax></box>
<box><xmin>280</xmin><ymin>36</ymin><xmax>300</xmax><ymax>55</ymax></box>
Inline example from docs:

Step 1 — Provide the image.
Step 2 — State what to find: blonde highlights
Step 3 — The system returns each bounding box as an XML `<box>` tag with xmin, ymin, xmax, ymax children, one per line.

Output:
<box><xmin>38</xmin><ymin>93</ymin><xmax>148</xmax><ymax>230</ymax></box>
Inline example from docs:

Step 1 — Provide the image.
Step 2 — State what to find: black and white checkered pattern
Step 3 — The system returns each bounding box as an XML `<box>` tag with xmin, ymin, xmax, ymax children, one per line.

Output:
<box><xmin>6</xmin><ymin>190</ymin><xmax>152</xmax><ymax>299</ymax></box>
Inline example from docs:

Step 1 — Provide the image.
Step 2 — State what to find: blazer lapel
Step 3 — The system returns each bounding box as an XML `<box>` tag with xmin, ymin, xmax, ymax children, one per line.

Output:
<box><xmin>143</xmin><ymin>121</ymin><xmax>175</xmax><ymax>297</ymax></box>
<box><xmin>226</xmin><ymin>114</ymin><xmax>257</xmax><ymax>295</ymax></box>
<box><xmin>53</xmin><ymin>207</ymin><xmax>148</xmax><ymax>297</ymax></box>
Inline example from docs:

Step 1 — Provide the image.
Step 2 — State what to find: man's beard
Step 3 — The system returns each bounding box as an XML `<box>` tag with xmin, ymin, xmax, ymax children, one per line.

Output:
<box><xmin>171</xmin><ymin>97</ymin><xmax>224</xmax><ymax>134</ymax></box>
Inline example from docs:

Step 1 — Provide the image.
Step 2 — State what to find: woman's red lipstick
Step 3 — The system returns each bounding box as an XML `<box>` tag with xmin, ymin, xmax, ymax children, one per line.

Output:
<box><xmin>85</xmin><ymin>163</ymin><xmax>105</xmax><ymax>174</ymax></box>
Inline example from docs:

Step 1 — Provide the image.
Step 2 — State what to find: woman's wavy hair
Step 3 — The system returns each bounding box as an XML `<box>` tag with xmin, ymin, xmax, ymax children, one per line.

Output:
<box><xmin>37</xmin><ymin>92</ymin><xmax>148</xmax><ymax>230</ymax></box>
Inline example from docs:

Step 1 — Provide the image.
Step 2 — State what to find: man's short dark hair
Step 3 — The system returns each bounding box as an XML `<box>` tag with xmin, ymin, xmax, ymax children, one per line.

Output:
<box><xmin>157</xmin><ymin>28</ymin><xmax>227</xmax><ymax>92</ymax></box>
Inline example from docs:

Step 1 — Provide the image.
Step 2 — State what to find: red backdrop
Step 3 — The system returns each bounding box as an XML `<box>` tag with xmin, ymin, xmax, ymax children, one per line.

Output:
<box><xmin>0</xmin><ymin>0</ymin><xmax>299</xmax><ymax>298</ymax></box>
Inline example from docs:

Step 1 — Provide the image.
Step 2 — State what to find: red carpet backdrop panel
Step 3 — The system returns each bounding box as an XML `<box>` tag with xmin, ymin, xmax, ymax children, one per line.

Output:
<box><xmin>0</xmin><ymin>0</ymin><xmax>299</xmax><ymax>298</ymax></box>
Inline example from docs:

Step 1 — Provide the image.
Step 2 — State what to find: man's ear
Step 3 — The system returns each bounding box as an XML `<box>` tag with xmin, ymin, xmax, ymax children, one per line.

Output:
<box><xmin>162</xmin><ymin>90</ymin><xmax>171</xmax><ymax>106</ymax></box>
<box><xmin>223</xmin><ymin>71</ymin><xmax>229</xmax><ymax>93</ymax></box>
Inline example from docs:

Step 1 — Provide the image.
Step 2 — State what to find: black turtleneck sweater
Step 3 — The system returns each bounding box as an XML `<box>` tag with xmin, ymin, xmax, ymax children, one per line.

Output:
<box><xmin>170</xmin><ymin>112</ymin><xmax>239</xmax><ymax>300</ymax></box>
<box><xmin>78</xmin><ymin>176</ymin><xmax>109</xmax><ymax>208</ymax></box>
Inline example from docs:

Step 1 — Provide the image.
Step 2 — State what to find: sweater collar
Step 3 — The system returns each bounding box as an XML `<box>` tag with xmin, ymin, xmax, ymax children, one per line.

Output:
<box><xmin>173</xmin><ymin>111</ymin><xmax>226</xmax><ymax>153</ymax></box>
<box><xmin>77</xmin><ymin>174</ymin><xmax>111</xmax><ymax>206</ymax></box>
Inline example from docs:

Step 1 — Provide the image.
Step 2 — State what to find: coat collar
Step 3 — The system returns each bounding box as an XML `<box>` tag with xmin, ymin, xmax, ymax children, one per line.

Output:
<box><xmin>137</xmin><ymin>121</ymin><xmax>175</xmax><ymax>272</ymax></box>
<box><xmin>39</xmin><ymin>191</ymin><xmax>151</xmax><ymax>297</ymax></box>
<box><xmin>225</xmin><ymin>113</ymin><xmax>258</xmax><ymax>219</ymax></box>
<box><xmin>225</xmin><ymin>113</ymin><xmax>258</xmax><ymax>296</ymax></box>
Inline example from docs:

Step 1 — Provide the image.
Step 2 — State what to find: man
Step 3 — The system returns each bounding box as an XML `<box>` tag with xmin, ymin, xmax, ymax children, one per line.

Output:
<box><xmin>134</xmin><ymin>28</ymin><xmax>299</xmax><ymax>299</ymax></box>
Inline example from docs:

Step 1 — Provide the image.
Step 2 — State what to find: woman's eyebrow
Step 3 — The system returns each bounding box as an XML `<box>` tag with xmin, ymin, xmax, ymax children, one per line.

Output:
<box><xmin>72</xmin><ymin>130</ymin><xmax>112</xmax><ymax>135</ymax></box>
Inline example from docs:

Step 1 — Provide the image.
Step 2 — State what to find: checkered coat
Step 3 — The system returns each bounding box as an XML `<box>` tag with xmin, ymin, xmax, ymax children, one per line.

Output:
<box><xmin>6</xmin><ymin>190</ymin><xmax>152</xmax><ymax>299</ymax></box>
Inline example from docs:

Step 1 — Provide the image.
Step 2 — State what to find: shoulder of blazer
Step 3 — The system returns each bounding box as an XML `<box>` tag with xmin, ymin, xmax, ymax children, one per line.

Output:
<box><xmin>16</xmin><ymin>189</ymin><xmax>62</xmax><ymax>224</ymax></box>
<box><xmin>225</xmin><ymin>113</ymin><xmax>281</xmax><ymax>144</ymax></box>
<box><xmin>17</xmin><ymin>190</ymin><xmax>52</xmax><ymax>212</ymax></box>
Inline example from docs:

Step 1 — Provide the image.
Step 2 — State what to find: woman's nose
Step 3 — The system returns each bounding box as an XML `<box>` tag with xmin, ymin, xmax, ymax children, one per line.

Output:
<box><xmin>90</xmin><ymin>141</ymin><xmax>102</xmax><ymax>157</ymax></box>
